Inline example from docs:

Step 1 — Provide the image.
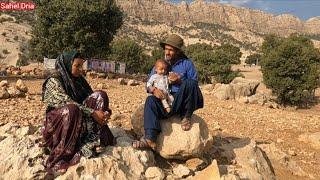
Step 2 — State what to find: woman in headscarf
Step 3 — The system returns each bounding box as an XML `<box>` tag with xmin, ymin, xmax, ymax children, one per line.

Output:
<box><xmin>41</xmin><ymin>50</ymin><xmax>114</xmax><ymax>174</ymax></box>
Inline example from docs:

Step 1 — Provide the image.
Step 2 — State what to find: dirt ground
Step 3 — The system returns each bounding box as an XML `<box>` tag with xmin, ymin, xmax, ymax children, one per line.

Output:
<box><xmin>0</xmin><ymin>66</ymin><xmax>319</xmax><ymax>180</ymax></box>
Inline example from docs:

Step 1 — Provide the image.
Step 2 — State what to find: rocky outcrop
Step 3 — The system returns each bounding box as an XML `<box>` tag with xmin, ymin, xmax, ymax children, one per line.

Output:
<box><xmin>215</xmin><ymin>138</ymin><xmax>276</xmax><ymax>180</ymax></box>
<box><xmin>211</xmin><ymin>77</ymin><xmax>260</xmax><ymax>101</ymax></box>
<box><xmin>115</xmin><ymin>0</ymin><xmax>320</xmax><ymax>36</ymax></box>
<box><xmin>0</xmin><ymin>123</ymin><xmax>155</xmax><ymax>180</ymax></box>
<box><xmin>259</xmin><ymin>142</ymin><xmax>311</xmax><ymax>178</ymax></box>
<box><xmin>0</xmin><ymin>123</ymin><xmax>46</xmax><ymax>179</ymax></box>
<box><xmin>0</xmin><ymin>122</ymin><xmax>282</xmax><ymax>180</ymax></box>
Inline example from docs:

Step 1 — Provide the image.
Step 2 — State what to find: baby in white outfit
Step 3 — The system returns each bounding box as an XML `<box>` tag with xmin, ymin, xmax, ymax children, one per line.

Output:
<box><xmin>146</xmin><ymin>59</ymin><xmax>174</xmax><ymax>113</ymax></box>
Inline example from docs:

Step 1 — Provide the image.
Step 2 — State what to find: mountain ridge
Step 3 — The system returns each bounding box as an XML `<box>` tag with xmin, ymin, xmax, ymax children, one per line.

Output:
<box><xmin>115</xmin><ymin>0</ymin><xmax>320</xmax><ymax>36</ymax></box>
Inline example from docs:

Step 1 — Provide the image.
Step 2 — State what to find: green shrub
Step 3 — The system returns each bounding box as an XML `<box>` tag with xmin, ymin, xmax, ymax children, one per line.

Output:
<box><xmin>16</xmin><ymin>53</ymin><xmax>29</xmax><ymax>67</ymax></box>
<box><xmin>29</xmin><ymin>0</ymin><xmax>123</xmax><ymax>61</ymax></box>
<box><xmin>186</xmin><ymin>43</ymin><xmax>241</xmax><ymax>84</ymax></box>
<box><xmin>261</xmin><ymin>34</ymin><xmax>320</xmax><ymax>106</ymax></box>
<box><xmin>245</xmin><ymin>53</ymin><xmax>261</xmax><ymax>65</ymax></box>
<box><xmin>215</xmin><ymin>44</ymin><xmax>242</xmax><ymax>64</ymax></box>
<box><xmin>193</xmin><ymin>51</ymin><xmax>239</xmax><ymax>83</ymax></box>
<box><xmin>109</xmin><ymin>38</ymin><xmax>152</xmax><ymax>74</ymax></box>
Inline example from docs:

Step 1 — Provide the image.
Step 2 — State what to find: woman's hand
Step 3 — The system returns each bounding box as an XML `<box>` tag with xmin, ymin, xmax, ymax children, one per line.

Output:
<box><xmin>92</xmin><ymin>110</ymin><xmax>110</xmax><ymax>125</ymax></box>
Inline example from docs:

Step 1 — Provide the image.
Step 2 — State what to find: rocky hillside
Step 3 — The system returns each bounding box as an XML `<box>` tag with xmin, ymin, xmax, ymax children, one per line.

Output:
<box><xmin>116</xmin><ymin>0</ymin><xmax>320</xmax><ymax>36</ymax></box>
<box><xmin>0</xmin><ymin>14</ymin><xmax>31</xmax><ymax>66</ymax></box>
<box><xmin>116</xmin><ymin>16</ymin><xmax>263</xmax><ymax>52</ymax></box>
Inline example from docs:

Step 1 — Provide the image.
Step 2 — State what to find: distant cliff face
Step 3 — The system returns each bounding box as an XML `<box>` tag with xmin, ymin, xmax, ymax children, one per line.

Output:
<box><xmin>115</xmin><ymin>0</ymin><xmax>320</xmax><ymax>36</ymax></box>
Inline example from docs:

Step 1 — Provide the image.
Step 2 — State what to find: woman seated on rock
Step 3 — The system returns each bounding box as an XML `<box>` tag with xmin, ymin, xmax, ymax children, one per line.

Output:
<box><xmin>41</xmin><ymin>50</ymin><xmax>115</xmax><ymax>174</ymax></box>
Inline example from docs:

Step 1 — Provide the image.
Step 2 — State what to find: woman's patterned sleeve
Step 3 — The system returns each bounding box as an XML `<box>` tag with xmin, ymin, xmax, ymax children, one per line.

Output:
<box><xmin>43</xmin><ymin>78</ymin><xmax>94</xmax><ymax>116</ymax></box>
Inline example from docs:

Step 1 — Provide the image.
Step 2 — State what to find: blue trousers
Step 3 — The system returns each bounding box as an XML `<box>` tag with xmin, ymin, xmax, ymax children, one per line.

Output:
<box><xmin>144</xmin><ymin>79</ymin><xmax>204</xmax><ymax>142</ymax></box>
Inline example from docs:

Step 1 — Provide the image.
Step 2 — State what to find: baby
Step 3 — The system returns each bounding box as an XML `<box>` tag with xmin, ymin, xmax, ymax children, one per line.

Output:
<box><xmin>147</xmin><ymin>59</ymin><xmax>174</xmax><ymax>113</ymax></box>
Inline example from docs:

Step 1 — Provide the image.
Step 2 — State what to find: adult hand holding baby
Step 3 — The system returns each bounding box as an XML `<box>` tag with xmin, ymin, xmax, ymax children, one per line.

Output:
<box><xmin>168</xmin><ymin>72</ymin><xmax>181</xmax><ymax>84</ymax></box>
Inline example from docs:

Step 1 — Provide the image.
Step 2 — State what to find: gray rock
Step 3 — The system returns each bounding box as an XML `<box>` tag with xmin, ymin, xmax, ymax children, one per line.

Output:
<box><xmin>118</xmin><ymin>78</ymin><xmax>126</xmax><ymax>85</ymax></box>
<box><xmin>213</xmin><ymin>78</ymin><xmax>260</xmax><ymax>101</ymax></box>
<box><xmin>185</xmin><ymin>158</ymin><xmax>205</xmax><ymax>171</ymax></box>
<box><xmin>213</xmin><ymin>84</ymin><xmax>235</xmax><ymax>100</ymax></box>
<box><xmin>7</xmin><ymin>86</ymin><xmax>24</xmax><ymax>98</ymax></box>
<box><xmin>131</xmin><ymin>104</ymin><xmax>145</xmax><ymax>137</ymax></box>
<box><xmin>127</xmin><ymin>79</ymin><xmax>139</xmax><ymax>86</ymax></box>
<box><xmin>131</xmin><ymin>106</ymin><xmax>213</xmax><ymax>160</ymax></box>
<box><xmin>248</xmin><ymin>93</ymin><xmax>269</xmax><ymax>105</ymax></box>
<box><xmin>0</xmin><ymin>124</ymin><xmax>46</xmax><ymax>179</ymax></box>
<box><xmin>145</xmin><ymin>167</ymin><xmax>165</xmax><ymax>180</ymax></box>
<box><xmin>202</xmin><ymin>84</ymin><xmax>215</xmax><ymax>93</ymax></box>
<box><xmin>0</xmin><ymin>88</ymin><xmax>9</xmax><ymax>99</ymax></box>
<box><xmin>191</xmin><ymin>160</ymin><xmax>220</xmax><ymax>180</ymax></box>
<box><xmin>218</xmin><ymin>139</ymin><xmax>276</xmax><ymax>180</ymax></box>
<box><xmin>0</xmin><ymin>80</ymin><xmax>9</xmax><ymax>87</ymax></box>
<box><xmin>156</xmin><ymin>115</ymin><xmax>213</xmax><ymax>160</ymax></box>
<box><xmin>16</xmin><ymin>79</ymin><xmax>28</xmax><ymax>93</ymax></box>
<box><xmin>173</xmin><ymin>164</ymin><xmax>191</xmax><ymax>178</ymax></box>
<box><xmin>231</xmin><ymin>77</ymin><xmax>260</xmax><ymax>97</ymax></box>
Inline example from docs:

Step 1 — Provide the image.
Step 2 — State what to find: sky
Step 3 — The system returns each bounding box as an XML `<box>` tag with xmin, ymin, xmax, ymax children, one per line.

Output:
<box><xmin>167</xmin><ymin>0</ymin><xmax>320</xmax><ymax>21</ymax></box>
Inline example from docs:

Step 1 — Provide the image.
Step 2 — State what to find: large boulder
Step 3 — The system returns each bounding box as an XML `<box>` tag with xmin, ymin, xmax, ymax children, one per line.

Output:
<box><xmin>212</xmin><ymin>84</ymin><xmax>235</xmax><ymax>100</ymax></box>
<box><xmin>131</xmin><ymin>105</ymin><xmax>213</xmax><ymax>160</ymax></box>
<box><xmin>230</xmin><ymin>77</ymin><xmax>260</xmax><ymax>98</ymax></box>
<box><xmin>156</xmin><ymin>115</ymin><xmax>213</xmax><ymax>160</ymax></box>
<box><xmin>0</xmin><ymin>123</ymin><xmax>155</xmax><ymax>180</ymax></box>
